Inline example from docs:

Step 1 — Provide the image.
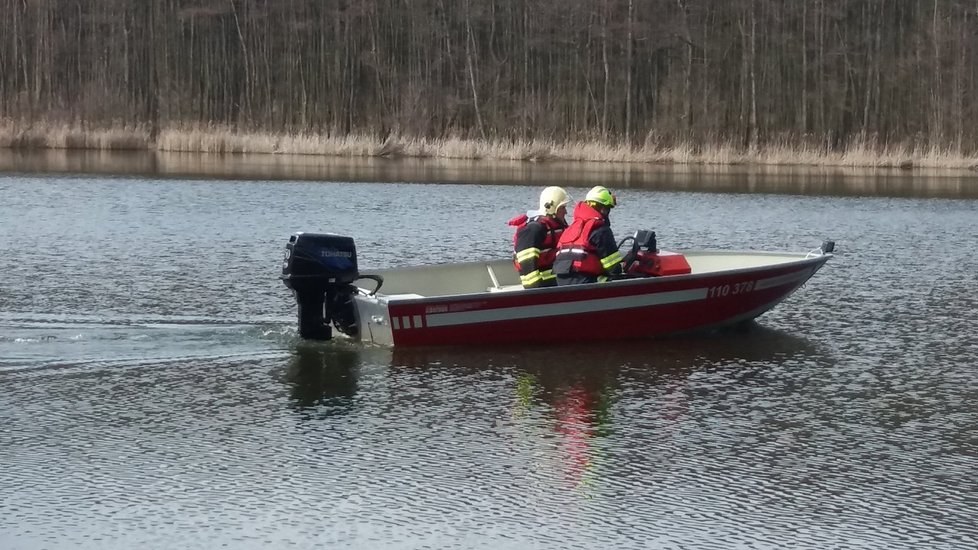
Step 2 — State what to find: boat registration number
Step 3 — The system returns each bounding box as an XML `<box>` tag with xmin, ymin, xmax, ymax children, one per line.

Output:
<box><xmin>708</xmin><ymin>280</ymin><xmax>755</xmax><ymax>298</ymax></box>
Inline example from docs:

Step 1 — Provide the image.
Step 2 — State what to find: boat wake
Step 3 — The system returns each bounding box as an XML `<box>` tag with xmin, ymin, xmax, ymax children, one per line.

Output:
<box><xmin>0</xmin><ymin>312</ymin><xmax>297</xmax><ymax>373</ymax></box>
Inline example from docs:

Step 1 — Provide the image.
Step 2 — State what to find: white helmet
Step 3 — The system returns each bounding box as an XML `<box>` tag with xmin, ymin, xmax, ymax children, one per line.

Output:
<box><xmin>538</xmin><ymin>186</ymin><xmax>571</xmax><ymax>216</ymax></box>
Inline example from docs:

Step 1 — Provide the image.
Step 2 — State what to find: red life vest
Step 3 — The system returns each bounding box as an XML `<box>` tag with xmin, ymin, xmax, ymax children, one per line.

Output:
<box><xmin>508</xmin><ymin>213</ymin><xmax>565</xmax><ymax>271</ymax></box>
<box><xmin>554</xmin><ymin>201</ymin><xmax>606</xmax><ymax>276</ymax></box>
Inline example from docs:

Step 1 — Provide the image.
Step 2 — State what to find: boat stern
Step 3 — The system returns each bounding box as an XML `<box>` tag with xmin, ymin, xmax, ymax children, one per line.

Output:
<box><xmin>352</xmin><ymin>293</ymin><xmax>399</xmax><ymax>346</ymax></box>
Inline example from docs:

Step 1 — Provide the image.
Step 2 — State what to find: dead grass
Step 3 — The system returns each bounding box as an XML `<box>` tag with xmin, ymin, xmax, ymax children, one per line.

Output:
<box><xmin>0</xmin><ymin>121</ymin><xmax>151</xmax><ymax>150</ymax></box>
<box><xmin>3</xmin><ymin>119</ymin><xmax>978</xmax><ymax>170</ymax></box>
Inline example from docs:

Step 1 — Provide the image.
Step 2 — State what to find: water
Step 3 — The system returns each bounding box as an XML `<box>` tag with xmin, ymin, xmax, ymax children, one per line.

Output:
<box><xmin>1</xmin><ymin>161</ymin><xmax>977</xmax><ymax>549</ymax></box>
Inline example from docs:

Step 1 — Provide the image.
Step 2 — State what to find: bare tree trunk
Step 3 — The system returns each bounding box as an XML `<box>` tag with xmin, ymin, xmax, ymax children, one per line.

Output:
<box><xmin>229</xmin><ymin>0</ymin><xmax>251</xmax><ymax>125</ymax></box>
<box><xmin>800</xmin><ymin>1</ymin><xmax>808</xmax><ymax>135</ymax></box>
<box><xmin>677</xmin><ymin>0</ymin><xmax>693</xmax><ymax>135</ymax></box>
<box><xmin>625</xmin><ymin>0</ymin><xmax>634</xmax><ymax>143</ymax></box>
<box><xmin>464</xmin><ymin>0</ymin><xmax>486</xmax><ymax>140</ymax></box>
<box><xmin>861</xmin><ymin>0</ymin><xmax>874</xmax><ymax>139</ymax></box>
<box><xmin>954</xmin><ymin>10</ymin><xmax>966</xmax><ymax>151</ymax></box>
<box><xmin>748</xmin><ymin>1</ymin><xmax>758</xmax><ymax>151</ymax></box>
<box><xmin>931</xmin><ymin>0</ymin><xmax>942</xmax><ymax>147</ymax></box>
<box><xmin>522</xmin><ymin>3</ymin><xmax>530</xmax><ymax>136</ymax></box>
<box><xmin>601</xmin><ymin>0</ymin><xmax>610</xmax><ymax>138</ymax></box>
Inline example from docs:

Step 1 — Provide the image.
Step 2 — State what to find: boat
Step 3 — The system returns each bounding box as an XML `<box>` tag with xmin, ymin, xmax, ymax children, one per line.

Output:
<box><xmin>280</xmin><ymin>231</ymin><xmax>834</xmax><ymax>347</ymax></box>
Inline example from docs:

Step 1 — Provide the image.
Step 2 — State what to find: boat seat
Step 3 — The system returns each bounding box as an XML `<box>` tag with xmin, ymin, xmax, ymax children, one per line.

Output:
<box><xmin>385</xmin><ymin>293</ymin><xmax>425</xmax><ymax>300</ymax></box>
<box><xmin>489</xmin><ymin>284</ymin><xmax>524</xmax><ymax>293</ymax></box>
<box><xmin>485</xmin><ymin>264</ymin><xmax>524</xmax><ymax>292</ymax></box>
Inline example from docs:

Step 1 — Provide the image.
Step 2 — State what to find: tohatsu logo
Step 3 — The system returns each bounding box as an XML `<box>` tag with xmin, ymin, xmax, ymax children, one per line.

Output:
<box><xmin>320</xmin><ymin>250</ymin><xmax>352</xmax><ymax>258</ymax></box>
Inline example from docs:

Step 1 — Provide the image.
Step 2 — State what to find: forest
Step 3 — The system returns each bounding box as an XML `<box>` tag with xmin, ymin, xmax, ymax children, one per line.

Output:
<box><xmin>2</xmin><ymin>0</ymin><xmax>977</xmax><ymax>157</ymax></box>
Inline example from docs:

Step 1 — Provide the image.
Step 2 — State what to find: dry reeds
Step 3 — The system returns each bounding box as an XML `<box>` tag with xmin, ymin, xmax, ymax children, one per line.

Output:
<box><xmin>4</xmin><ymin>119</ymin><xmax>978</xmax><ymax>170</ymax></box>
<box><xmin>0</xmin><ymin>121</ymin><xmax>151</xmax><ymax>150</ymax></box>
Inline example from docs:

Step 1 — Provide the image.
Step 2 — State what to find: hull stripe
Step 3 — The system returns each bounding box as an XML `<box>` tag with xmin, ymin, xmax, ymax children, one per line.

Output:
<box><xmin>425</xmin><ymin>288</ymin><xmax>706</xmax><ymax>327</ymax></box>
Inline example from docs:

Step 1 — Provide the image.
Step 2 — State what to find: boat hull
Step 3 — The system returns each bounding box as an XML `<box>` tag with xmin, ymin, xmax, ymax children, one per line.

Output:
<box><xmin>353</xmin><ymin>255</ymin><xmax>829</xmax><ymax>347</ymax></box>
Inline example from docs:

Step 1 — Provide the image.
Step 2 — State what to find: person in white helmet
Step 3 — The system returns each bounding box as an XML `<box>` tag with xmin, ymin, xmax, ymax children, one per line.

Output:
<box><xmin>506</xmin><ymin>186</ymin><xmax>571</xmax><ymax>288</ymax></box>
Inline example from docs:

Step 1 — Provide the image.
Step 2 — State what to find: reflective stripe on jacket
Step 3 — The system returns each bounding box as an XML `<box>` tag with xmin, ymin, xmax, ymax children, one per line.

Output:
<box><xmin>508</xmin><ymin>213</ymin><xmax>566</xmax><ymax>288</ymax></box>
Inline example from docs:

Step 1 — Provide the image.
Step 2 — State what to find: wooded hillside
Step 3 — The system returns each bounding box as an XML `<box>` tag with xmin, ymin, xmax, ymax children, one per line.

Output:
<box><xmin>2</xmin><ymin>0</ymin><xmax>975</xmax><ymax>152</ymax></box>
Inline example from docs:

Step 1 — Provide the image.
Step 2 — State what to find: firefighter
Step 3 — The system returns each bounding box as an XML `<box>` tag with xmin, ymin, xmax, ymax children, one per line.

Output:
<box><xmin>553</xmin><ymin>185</ymin><xmax>623</xmax><ymax>285</ymax></box>
<box><xmin>507</xmin><ymin>186</ymin><xmax>571</xmax><ymax>289</ymax></box>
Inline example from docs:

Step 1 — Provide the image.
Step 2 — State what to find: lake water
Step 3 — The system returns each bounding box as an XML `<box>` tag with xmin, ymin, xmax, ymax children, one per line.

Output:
<box><xmin>1</xmin><ymin>152</ymin><xmax>977</xmax><ymax>549</ymax></box>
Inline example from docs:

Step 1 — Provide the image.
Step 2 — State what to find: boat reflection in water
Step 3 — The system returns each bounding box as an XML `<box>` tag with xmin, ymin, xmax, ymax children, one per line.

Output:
<box><xmin>516</xmin><ymin>366</ymin><xmax>615</xmax><ymax>495</ymax></box>
<box><xmin>387</xmin><ymin>324</ymin><xmax>823</xmax><ymax>496</ymax></box>
<box><xmin>283</xmin><ymin>343</ymin><xmax>365</xmax><ymax>415</ymax></box>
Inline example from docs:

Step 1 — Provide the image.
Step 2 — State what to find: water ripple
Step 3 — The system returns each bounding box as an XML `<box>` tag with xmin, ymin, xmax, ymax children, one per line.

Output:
<box><xmin>2</xmin><ymin>177</ymin><xmax>977</xmax><ymax>549</ymax></box>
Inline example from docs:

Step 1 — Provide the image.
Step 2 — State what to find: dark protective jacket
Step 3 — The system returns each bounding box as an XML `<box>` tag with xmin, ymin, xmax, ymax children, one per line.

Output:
<box><xmin>508</xmin><ymin>213</ymin><xmax>567</xmax><ymax>288</ymax></box>
<box><xmin>552</xmin><ymin>201</ymin><xmax>623</xmax><ymax>284</ymax></box>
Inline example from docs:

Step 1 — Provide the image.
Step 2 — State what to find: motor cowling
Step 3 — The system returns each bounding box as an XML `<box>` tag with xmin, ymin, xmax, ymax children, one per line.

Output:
<box><xmin>281</xmin><ymin>232</ymin><xmax>360</xmax><ymax>340</ymax></box>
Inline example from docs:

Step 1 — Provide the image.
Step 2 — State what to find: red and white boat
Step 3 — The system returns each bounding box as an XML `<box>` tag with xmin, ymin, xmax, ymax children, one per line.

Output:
<box><xmin>281</xmin><ymin>232</ymin><xmax>834</xmax><ymax>347</ymax></box>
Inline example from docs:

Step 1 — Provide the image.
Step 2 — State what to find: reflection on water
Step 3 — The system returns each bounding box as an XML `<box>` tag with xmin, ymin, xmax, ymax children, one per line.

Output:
<box><xmin>389</xmin><ymin>323</ymin><xmax>821</xmax><ymax>374</ymax></box>
<box><xmin>2</xmin><ymin>148</ymin><xmax>977</xmax><ymax>198</ymax></box>
<box><xmin>517</xmin><ymin>367</ymin><xmax>617</xmax><ymax>497</ymax></box>
<box><xmin>386</xmin><ymin>324</ymin><xmax>823</xmax><ymax>498</ymax></box>
<box><xmin>284</xmin><ymin>344</ymin><xmax>362</xmax><ymax>413</ymax></box>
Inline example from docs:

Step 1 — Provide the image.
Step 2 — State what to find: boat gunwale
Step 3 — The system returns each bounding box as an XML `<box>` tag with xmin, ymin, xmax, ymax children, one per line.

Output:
<box><xmin>358</xmin><ymin>251</ymin><xmax>832</xmax><ymax>305</ymax></box>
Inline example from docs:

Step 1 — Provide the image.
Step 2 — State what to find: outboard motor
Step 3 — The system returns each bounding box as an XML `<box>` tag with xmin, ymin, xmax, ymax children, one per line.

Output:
<box><xmin>281</xmin><ymin>233</ymin><xmax>360</xmax><ymax>340</ymax></box>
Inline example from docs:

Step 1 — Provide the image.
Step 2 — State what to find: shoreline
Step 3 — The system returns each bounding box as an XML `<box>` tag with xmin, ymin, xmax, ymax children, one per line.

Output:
<box><xmin>3</xmin><ymin>121</ymin><xmax>978</xmax><ymax>171</ymax></box>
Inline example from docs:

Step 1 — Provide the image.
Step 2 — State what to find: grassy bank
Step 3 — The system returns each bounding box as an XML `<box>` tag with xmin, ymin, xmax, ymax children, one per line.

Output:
<box><xmin>3</xmin><ymin>120</ymin><xmax>978</xmax><ymax>170</ymax></box>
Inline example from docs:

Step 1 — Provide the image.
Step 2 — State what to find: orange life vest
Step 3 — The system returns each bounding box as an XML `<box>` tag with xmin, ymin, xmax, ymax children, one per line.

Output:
<box><xmin>553</xmin><ymin>202</ymin><xmax>606</xmax><ymax>276</ymax></box>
